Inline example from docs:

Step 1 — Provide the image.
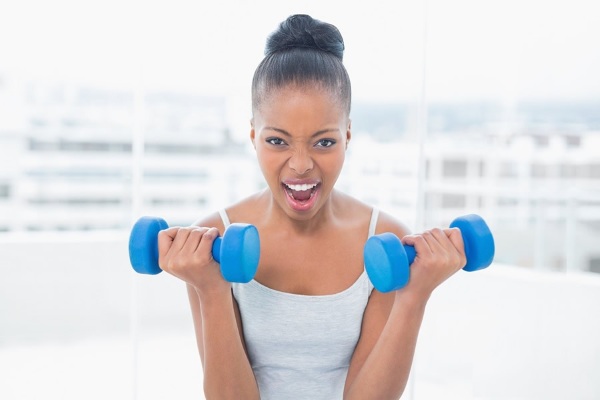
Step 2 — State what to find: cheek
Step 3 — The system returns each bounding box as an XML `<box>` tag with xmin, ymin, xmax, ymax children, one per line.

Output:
<box><xmin>317</xmin><ymin>149</ymin><xmax>346</xmax><ymax>175</ymax></box>
<box><xmin>256</xmin><ymin>147</ymin><xmax>284</xmax><ymax>177</ymax></box>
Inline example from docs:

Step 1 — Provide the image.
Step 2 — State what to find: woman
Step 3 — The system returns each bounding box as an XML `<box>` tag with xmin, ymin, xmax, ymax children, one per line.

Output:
<box><xmin>158</xmin><ymin>14</ymin><xmax>466</xmax><ymax>400</ymax></box>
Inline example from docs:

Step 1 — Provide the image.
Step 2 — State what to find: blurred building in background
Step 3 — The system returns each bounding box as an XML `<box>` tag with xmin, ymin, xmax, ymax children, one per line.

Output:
<box><xmin>0</xmin><ymin>78</ymin><xmax>262</xmax><ymax>231</ymax></box>
<box><xmin>1</xmin><ymin>75</ymin><xmax>599</xmax><ymax>272</ymax></box>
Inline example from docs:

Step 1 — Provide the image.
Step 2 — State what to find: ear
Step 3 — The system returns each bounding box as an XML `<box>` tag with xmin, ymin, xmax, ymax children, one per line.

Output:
<box><xmin>250</xmin><ymin>118</ymin><xmax>256</xmax><ymax>150</ymax></box>
<box><xmin>345</xmin><ymin>119</ymin><xmax>352</xmax><ymax>149</ymax></box>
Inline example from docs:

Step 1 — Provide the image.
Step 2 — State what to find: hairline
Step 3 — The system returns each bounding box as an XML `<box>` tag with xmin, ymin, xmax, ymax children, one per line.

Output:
<box><xmin>252</xmin><ymin>80</ymin><xmax>351</xmax><ymax>117</ymax></box>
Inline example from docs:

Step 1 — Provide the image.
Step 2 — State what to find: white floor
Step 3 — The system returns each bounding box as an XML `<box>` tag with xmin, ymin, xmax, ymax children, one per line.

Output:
<box><xmin>0</xmin><ymin>334</ymin><xmax>471</xmax><ymax>400</ymax></box>
<box><xmin>0</xmin><ymin>332</ymin><xmax>204</xmax><ymax>400</ymax></box>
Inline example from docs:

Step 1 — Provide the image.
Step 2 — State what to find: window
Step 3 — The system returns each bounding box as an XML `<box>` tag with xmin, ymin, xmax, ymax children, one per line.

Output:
<box><xmin>589</xmin><ymin>257</ymin><xmax>600</xmax><ymax>273</ymax></box>
<box><xmin>442</xmin><ymin>159</ymin><xmax>467</xmax><ymax>178</ymax></box>
<box><xmin>0</xmin><ymin>184</ymin><xmax>9</xmax><ymax>198</ymax></box>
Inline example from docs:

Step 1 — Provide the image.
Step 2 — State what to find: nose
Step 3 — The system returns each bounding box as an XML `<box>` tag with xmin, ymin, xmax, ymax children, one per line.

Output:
<box><xmin>288</xmin><ymin>150</ymin><xmax>313</xmax><ymax>175</ymax></box>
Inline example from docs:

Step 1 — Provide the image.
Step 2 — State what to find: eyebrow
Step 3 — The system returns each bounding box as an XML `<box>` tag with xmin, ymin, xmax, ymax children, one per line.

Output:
<box><xmin>264</xmin><ymin>127</ymin><xmax>340</xmax><ymax>138</ymax></box>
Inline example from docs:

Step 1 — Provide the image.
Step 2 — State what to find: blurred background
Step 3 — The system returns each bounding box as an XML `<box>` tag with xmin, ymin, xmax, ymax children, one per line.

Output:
<box><xmin>1</xmin><ymin>0</ymin><xmax>599</xmax><ymax>399</ymax></box>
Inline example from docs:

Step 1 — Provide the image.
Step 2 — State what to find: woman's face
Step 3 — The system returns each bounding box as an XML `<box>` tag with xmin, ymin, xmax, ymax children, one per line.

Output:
<box><xmin>251</xmin><ymin>85</ymin><xmax>351</xmax><ymax>221</ymax></box>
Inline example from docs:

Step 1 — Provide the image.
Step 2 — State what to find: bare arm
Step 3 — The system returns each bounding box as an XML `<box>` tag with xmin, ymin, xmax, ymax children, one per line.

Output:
<box><xmin>186</xmin><ymin>284</ymin><xmax>248</xmax><ymax>370</ymax></box>
<box><xmin>195</xmin><ymin>286</ymin><xmax>259</xmax><ymax>399</ymax></box>
<box><xmin>160</xmin><ymin>213</ymin><xmax>259</xmax><ymax>399</ymax></box>
<box><xmin>344</xmin><ymin>290</ymin><xmax>428</xmax><ymax>399</ymax></box>
<box><xmin>344</xmin><ymin>212</ymin><xmax>466</xmax><ymax>399</ymax></box>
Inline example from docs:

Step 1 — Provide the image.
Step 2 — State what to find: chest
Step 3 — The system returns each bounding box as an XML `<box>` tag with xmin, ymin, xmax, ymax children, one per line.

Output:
<box><xmin>254</xmin><ymin>230</ymin><xmax>366</xmax><ymax>295</ymax></box>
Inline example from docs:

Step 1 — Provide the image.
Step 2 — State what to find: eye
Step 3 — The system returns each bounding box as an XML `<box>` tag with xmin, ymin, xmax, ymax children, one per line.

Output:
<box><xmin>266</xmin><ymin>137</ymin><xmax>286</xmax><ymax>146</ymax></box>
<box><xmin>315</xmin><ymin>139</ymin><xmax>336</xmax><ymax>148</ymax></box>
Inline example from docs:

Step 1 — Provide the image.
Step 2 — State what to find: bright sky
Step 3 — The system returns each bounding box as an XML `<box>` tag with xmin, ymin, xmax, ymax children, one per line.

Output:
<box><xmin>1</xmin><ymin>0</ymin><xmax>599</xmax><ymax>103</ymax></box>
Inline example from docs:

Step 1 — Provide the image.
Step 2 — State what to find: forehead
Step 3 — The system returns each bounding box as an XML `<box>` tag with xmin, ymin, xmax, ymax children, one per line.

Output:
<box><xmin>254</xmin><ymin>84</ymin><xmax>346</xmax><ymax>125</ymax></box>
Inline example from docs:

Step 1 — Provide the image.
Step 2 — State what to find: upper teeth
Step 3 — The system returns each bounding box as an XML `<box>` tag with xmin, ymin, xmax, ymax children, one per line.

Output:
<box><xmin>286</xmin><ymin>183</ymin><xmax>317</xmax><ymax>191</ymax></box>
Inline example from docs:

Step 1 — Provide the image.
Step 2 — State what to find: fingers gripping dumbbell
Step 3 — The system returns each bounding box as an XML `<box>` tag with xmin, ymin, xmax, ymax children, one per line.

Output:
<box><xmin>364</xmin><ymin>214</ymin><xmax>495</xmax><ymax>293</ymax></box>
<box><xmin>128</xmin><ymin>216</ymin><xmax>260</xmax><ymax>283</ymax></box>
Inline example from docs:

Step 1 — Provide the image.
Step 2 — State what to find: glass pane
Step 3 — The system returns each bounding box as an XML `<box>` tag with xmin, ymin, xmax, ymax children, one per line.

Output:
<box><xmin>0</xmin><ymin>1</ymin><xmax>136</xmax><ymax>398</ymax></box>
<box><xmin>414</xmin><ymin>0</ymin><xmax>600</xmax><ymax>399</ymax></box>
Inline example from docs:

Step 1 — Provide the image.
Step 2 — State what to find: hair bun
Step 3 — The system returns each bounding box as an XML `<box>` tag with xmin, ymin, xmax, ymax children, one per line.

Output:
<box><xmin>265</xmin><ymin>14</ymin><xmax>345</xmax><ymax>61</ymax></box>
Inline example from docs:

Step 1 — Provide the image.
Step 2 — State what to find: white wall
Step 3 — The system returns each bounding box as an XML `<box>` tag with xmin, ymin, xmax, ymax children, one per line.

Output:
<box><xmin>414</xmin><ymin>265</ymin><xmax>600</xmax><ymax>399</ymax></box>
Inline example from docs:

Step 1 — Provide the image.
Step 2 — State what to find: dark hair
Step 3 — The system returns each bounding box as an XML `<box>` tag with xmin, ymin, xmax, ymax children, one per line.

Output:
<box><xmin>252</xmin><ymin>14</ymin><xmax>351</xmax><ymax>115</ymax></box>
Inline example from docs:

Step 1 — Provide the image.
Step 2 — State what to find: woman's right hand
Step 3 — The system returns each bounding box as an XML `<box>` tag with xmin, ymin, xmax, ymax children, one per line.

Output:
<box><xmin>157</xmin><ymin>226</ymin><xmax>230</xmax><ymax>297</ymax></box>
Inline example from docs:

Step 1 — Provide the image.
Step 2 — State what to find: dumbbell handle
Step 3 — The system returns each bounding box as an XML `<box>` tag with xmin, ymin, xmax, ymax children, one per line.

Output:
<box><xmin>403</xmin><ymin>245</ymin><xmax>417</xmax><ymax>266</ymax></box>
<box><xmin>141</xmin><ymin>236</ymin><xmax>223</xmax><ymax>270</ymax></box>
<box><xmin>399</xmin><ymin>216</ymin><xmax>492</xmax><ymax>272</ymax></box>
<box><xmin>389</xmin><ymin>237</ymin><xmax>460</xmax><ymax>268</ymax></box>
<box><xmin>129</xmin><ymin>217</ymin><xmax>225</xmax><ymax>274</ymax></box>
<box><xmin>211</xmin><ymin>237</ymin><xmax>222</xmax><ymax>263</ymax></box>
<box><xmin>158</xmin><ymin>230</ymin><xmax>223</xmax><ymax>263</ymax></box>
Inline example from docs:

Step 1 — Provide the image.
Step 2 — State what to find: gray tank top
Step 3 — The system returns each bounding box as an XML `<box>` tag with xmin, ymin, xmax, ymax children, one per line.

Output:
<box><xmin>222</xmin><ymin>208</ymin><xmax>379</xmax><ymax>400</ymax></box>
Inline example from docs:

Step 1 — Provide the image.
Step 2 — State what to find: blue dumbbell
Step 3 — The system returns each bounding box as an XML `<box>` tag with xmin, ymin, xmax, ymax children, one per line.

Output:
<box><xmin>128</xmin><ymin>216</ymin><xmax>260</xmax><ymax>283</ymax></box>
<box><xmin>364</xmin><ymin>214</ymin><xmax>495</xmax><ymax>293</ymax></box>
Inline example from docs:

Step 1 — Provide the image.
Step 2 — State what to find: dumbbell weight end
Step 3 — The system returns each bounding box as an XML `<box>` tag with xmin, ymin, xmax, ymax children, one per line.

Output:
<box><xmin>129</xmin><ymin>216</ymin><xmax>168</xmax><ymax>275</ymax></box>
<box><xmin>363</xmin><ymin>233</ymin><xmax>411</xmax><ymax>293</ymax></box>
<box><xmin>449</xmin><ymin>214</ymin><xmax>495</xmax><ymax>272</ymax></box>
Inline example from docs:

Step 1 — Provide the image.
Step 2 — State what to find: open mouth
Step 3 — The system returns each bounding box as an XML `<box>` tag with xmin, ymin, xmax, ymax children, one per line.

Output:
<box><xmin>284</xmin><ymin>182</ymin><xmax>318</xmax><ymax>201</ymax></box>
<box><xmin>281</xmin><ymin>181</ymin><xmax>320</xmax><ymax>211</ymax></box>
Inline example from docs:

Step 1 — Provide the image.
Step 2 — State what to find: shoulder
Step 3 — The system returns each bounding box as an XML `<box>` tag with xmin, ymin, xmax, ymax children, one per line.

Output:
<box><xmin>192</xmin><ymin>211</ymin><xmax>225</xmax><ymax>232</ymax></box>
<box><xmin>192</xmin><ymin>190</ymin><xmax>267</xmax><ymax>233</ymax></box>
<box><xmin>373</xmin><ymin>209</ymin><xmax>411</xmax><ymax>239</ymax></box>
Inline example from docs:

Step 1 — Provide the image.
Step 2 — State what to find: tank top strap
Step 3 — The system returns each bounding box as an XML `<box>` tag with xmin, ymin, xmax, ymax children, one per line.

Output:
<box><xmin>219</xmin><ymin>209</ymin><xmax>231</xmax><ymax>228</ymax></box>
<box><xmin>368</xmin><ymin>207</ymin><xmax>379</xmax><ymax>237</ymax></box>
<box><xmin>365</xmin><ymin>207</ymin><xmax>379</xmax><ymax>293</ymax></box>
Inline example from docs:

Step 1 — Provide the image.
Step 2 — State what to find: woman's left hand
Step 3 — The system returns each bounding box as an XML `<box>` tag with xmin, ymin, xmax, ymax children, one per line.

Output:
<box><xmin>400</xmin><ymin>227</ymin><xmax>467</xmax><ymax>300</ymax></box>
